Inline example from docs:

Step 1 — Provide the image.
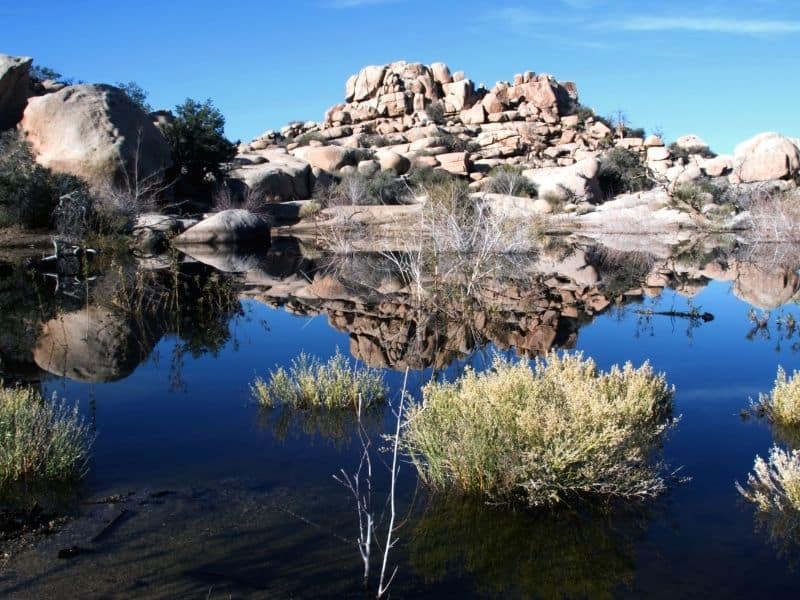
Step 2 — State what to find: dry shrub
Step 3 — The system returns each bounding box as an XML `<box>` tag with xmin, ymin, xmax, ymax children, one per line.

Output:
<box><xmin>747</xmin><ymin>191</ymin><xmax>800</xmax><ymax>241</ymax></box>
<box><xmin>0</xmin><ymin>385</ymin><xmax>93</xmax><ymax>487</ymax></box>
<box><xmin>251</xmin><ymin>350</ymin><xmax>386</xmax><ymax>410</ymax></box>
<box><xmin>403</xmin><ymin>352</ymin><xmax>676</xmax><ymax>507</ymax></box>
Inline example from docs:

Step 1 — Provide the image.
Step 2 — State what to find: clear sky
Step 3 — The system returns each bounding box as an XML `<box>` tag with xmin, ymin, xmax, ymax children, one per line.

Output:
<box><xmin>3</xmin><ymin>0</ymin><xmax>799</xmax><ymax>154</ymax></box>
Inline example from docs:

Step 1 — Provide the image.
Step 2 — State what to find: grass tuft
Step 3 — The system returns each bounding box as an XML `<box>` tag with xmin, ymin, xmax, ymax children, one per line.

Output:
<box><xmin>0</xmin><ymin>385</ymin><xmax>93</xmax><ymax>487</ymax></box>
<box><xmin>251</xmin><ymin>350</ymin><xmax>387</xmax><ymax>410</ymax></box>
<box><xmin>403</xmin><ymin>352</ymin><xmax>676</xmax><ymax>507</ymax></box>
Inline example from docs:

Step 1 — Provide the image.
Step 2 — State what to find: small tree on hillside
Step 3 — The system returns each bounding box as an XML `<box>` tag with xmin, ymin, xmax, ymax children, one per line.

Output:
<box><xmin>117</xmin><ymin>81</ymin><xmax>153</xmax><ymax>113</ymax></box>
<box><xmin>164</xmin><ymin>98</ymin><xmax>237</xmax><ymax>189</ymax></box>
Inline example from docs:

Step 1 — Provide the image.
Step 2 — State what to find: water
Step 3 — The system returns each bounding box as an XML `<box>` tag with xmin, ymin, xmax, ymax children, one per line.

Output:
<box><xmin>2</xmin><ymin>236</ymin><xmax>800</xmax><ymax>598</ymax></box>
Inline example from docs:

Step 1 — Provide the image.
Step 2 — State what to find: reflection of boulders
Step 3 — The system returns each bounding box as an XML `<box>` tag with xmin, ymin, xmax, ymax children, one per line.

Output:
<box><xmin>733</xmin><ymin>262</ymin><xmax>800</xmax><ymax>310</ymax></box>
<box><xmin>174</xmin><ymin>209</ymin><xmax>270</xmax><ymax>245</ymax></box>
<box><xmin>34</xmin><ymin>307</ymin><xmax>155</xmax><ymax>383</ymax></box>
<box><xmin>410</xmin><ymin>496</ymin><xmax>642</xmax><ymax>599</ymax></box>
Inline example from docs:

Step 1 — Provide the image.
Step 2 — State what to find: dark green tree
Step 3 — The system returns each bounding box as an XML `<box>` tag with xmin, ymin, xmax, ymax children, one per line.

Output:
<box><xmin>164</xmin><ymin>98</ymin><xmax>236</xmax><ymax>189</ymax></box>
<box><xmin>116</xmin><ymin>81</ymin><xmax>152</xmax><ymax>113</ymax></box>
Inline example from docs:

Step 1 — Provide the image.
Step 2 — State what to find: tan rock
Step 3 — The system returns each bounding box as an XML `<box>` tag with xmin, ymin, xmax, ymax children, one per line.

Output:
<box><xmin>460</xmin><ymin>102</ymin><xmax>486</xmax><ymax>125</ymax></box>
<box><xmin>644</xmin><ymin>135</ymin><xmax>664</xmax><ymax>147</ymax></box>
<box><xmin>647</xmin><ymin>146</ymin><xmax>671</xmax><ymax>162</ymax></box>
<box><xmin>20</xmin><ymin>84</ymin><xmax>172</xmax><ymax>190</ymax></box>
<box><xmin>375</xmin><ymin>149</ymin><xmax>411</xmax><ymax>174</ymax></box>
<box><xmin>700</xmin><ymin>155</ymin><xmax>733</xmax><ymax>177</ymax></box>
<box><xmin>430</xmin><ymin>62</ymin><xmax>453</xmax><ymax>85</ymax></box>
<box><xmin>523</xmin><ymin>158</ymin><xmax>601</xmax><ymax>202</ymax></box>
<box><xmin>436</xmin><ymin>151</ymin><xmax>469</xmax><ymax>176</ymax></box>
<box><xmin>293</xmin><ymin>145</ymin><xmax>356</xmax><ymax>172</ymax></box>
<box><xmin>734</xmin><ymin>132</ymin><xmax>800</xmax><ymax>182</ymax></box>
<box><xmin>347</xmin><ymin>65</ymin><xmax>387</xmax><ymax>102</ymax></box>
<box><xmin>0</xmin><ymin>54</ymin><xmax>32</xmax><ymax>130</ymax></box>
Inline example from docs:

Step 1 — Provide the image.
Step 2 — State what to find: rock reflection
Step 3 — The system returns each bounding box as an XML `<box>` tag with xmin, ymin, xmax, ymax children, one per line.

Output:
<box><xmin>409</xmin><ymin>495</ymin><xmax>648</xmax><ymax>599</ymax></box>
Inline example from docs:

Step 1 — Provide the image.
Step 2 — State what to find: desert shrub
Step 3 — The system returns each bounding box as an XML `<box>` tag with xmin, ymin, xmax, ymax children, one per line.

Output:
<box><xmin>403</xmin><ymin>352</ymin><xmax>676</xmax><ymax>507</ymax></box>
<box><xmin>751</xmin><ymin>367</ymin><xmax>800</xmax><ymax>428</ymax></box>
<box><xmin>116</xmin><ymin>81</ymin><xmax>152</xmax><ymax>113</ymax></box>
<box><xmin>745</xmin><ymin>190</ymin><xmax>800</xmax><ymax>241</ymax></box>
<box><xmin>315</xmin><ymin>171</ymin><xmax>409</xmax><ymax>207</ymax></box>
<box><xmin>626</xmin><ymin>127</ymin><xmax>646</xmax><ymax>139</ymax></box>
<box><xmin>29</xmin><ymin>63</ymin><xmax>73</xmax><ymax>85</ymax></box>
<box><xmin>406</xmin><ymin>166</ymin><xmax>457</xmax><ymax>191</ymax></box>
<box><xmin>670</xmin><ymin>181</ymin><xmax>717</xmax><ymax>213</ymax></box>
<box><xmin>0</xmin><ymin>131</ymin><xmax>87</xmax><ymax>229</ymax></box>
<box><xmin>0</xmin><ymin>385</ymin><xmax>93</xmax><ymax>487</ymax></box>
<box><xmin>737</xmin><ymin>446</ymin><xmax>800</xmax><ymax>557</ymax></box>
<box><xmin>438</xmin><ymin>132</ymin><xmax>480</xmax><ymax>154</ymax></box>
<box><xmin>164</xmin><ymin>98</ymin><xmax>237</xmax><ymax>189</ymax></box>
<box><xmin>425</xmin><ymin>101</ymin><xmax>446</xmax><ymax>125</ymax></box>
<box><xmin>597</xmin><ymin>148</ymin><xmax>654</xmax><ymax>198</ymax></box>
<box><xmin>251</xmin><ymin>350</ymin><xmax>387</xmax><ymax>410</ymax></box>
<box><xmin>294</xmin><ymin>132</ymin><xmax>327</xmax><ymax>146</ymax></box>
<box><xmin>668</xmin><ymin>142</ymin><xmax>716</xmax><ymax>162</ymax></box>
<box><xmin>487</xmin><ymin>165</ymin><xmax>537</xmax><ymax>198</ymax></box>
<box><xmin>359</xmin><ymin>134</ymin><xmax>390</xmax><ymax>148</ymax></box>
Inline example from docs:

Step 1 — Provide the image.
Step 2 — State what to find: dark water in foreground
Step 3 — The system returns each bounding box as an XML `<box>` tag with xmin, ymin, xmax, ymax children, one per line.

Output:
<box><xmin>2</xmin><ymin>236</ymin><xmax>800</xmax><ymax>598</ymax></box>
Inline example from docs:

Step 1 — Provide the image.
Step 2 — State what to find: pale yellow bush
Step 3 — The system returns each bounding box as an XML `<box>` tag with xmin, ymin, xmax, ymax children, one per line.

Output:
<box><xmin>753</xmin><ymin>367</ymin><xmax>800</xmax><ymax>427</ymax></box>
<box><xmin>403</xmin><ymin>352</ymin><xmax>676</xmax><ymax>507</ymax></box>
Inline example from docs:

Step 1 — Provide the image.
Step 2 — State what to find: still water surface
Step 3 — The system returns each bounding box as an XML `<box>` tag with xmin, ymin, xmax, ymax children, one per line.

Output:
<box><xmin>2</xmin><ymin>237</ymin><xmax>800</xmax><ymax>598</ymax></box>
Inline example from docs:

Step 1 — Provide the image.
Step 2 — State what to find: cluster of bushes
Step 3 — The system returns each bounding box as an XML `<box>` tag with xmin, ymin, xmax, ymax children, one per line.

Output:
<box><xmin>0</xmin><ymin>131</ymin><xmax>87</xmax><ymax>229</ymax></box>
<box><xmin>668</xmin><ymin>141</ymin><xmax>716</xmax><ymax>162</ymax></box>
<box><xmin>314</xmin><ymin>170</ymin><xmax>411</xmax><ymax>207</ymax></box>
<box><xmin>597</xmin><ymin>147</ymin><xmax>654</xmax><ymax>198</ymax></box>
<box><xmin>486</xmin><ymin>165</ymin><xmax>537</xmax><ymax>198</ymax></box>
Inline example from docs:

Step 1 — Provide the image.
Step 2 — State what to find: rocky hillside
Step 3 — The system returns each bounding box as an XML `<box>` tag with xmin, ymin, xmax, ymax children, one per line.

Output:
<box><xmin>233</xmin><ymin>60</ymin><xmax>800</xmax><ymax>209</ymax></box>
<box><xmin>2</xmin><ymin>54</ymin><xmax>799</xmax><ymax>224</ymax></box>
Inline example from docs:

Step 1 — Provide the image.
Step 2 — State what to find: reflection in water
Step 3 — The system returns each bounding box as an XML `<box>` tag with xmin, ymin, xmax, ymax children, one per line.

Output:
<box><xmin>409</xmin><ymin>495</ymin><xmax>647</xmax><ymax>599</ymax></box>
<box><xmin>256</xmin><ymin>404</ymin><xmax>382</xmax><ymax>445</ymax></box>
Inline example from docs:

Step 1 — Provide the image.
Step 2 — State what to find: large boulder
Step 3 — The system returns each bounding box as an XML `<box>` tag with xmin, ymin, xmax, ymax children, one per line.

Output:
<box><xmin>0</xmin><ymin>54</ymin><xmax>32</xmax><ymax>130</ymax></box>
<box><xmin>228</xmin><ymin>150</ymin><xmax>313</xmax><ymax>201</ymax></box>
<box><xmin>523</xmin><ymin>158</ymin><xmax>601</xmax><ymax>202</ymax></box>
<box><xmin>292</xmin><ymin>145</ymin><xmax>357</xmax><ymax>173</ymax></box>
<box><xmin>20</xmin><ymin>84</ymin><xmax>172</xmax><ymax>190</ymax></box>
<box><xmin>734</xmin><ymin>132</ymin><xmax>800</xmax><ymax>183</ymax></box>
<box><xmin>173</xmin><ymin>209</ymin><xmax>270</xmax><ymax>245</ymax></box>
<box><xmin>375</xmin><ymin>149</ymin><xmax>411</xmax><ymax>175</ymax></box>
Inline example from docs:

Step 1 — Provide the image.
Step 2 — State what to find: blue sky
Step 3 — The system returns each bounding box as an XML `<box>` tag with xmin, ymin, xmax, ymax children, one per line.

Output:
<box><xmin>3</xmin><ymin>0</ymin><xmax>799</xmax><ymax>153</ymax></box>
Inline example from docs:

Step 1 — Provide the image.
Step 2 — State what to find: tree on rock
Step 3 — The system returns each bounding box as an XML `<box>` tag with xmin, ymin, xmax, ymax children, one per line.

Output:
<box><xmin>165</xmin><ymin>98</ymin><xmax>236</xmax><ymax>191</ymax></box>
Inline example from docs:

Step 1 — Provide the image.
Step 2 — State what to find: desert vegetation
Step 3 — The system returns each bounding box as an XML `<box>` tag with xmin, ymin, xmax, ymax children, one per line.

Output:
<box><xmin>597</xmin><ymin>148</ymin><xmax>654</xmax><ymax>198</ymax></box>
<box><xmin>0</xmin><ymin>385</ymin><xmax>93</xmax><ymax>488</ymax></box>
<box><xmin>0</xmin><ymin>131</ymin><xmax>87</xmax><ymax>229</ymax></box>
<box><xmin>403</xmin><ymin>352</ymin><xmax>676</xmax><ymax>507</ymax></box>
<box><xmin>751</xmin><ymin>367</ymin><xmax>800</xmax><ymax>428</ymax></box>
<box><xmin>251</xmin><ymin>350</ymin><xmax>387</xmax><ymax>410</ymax></box>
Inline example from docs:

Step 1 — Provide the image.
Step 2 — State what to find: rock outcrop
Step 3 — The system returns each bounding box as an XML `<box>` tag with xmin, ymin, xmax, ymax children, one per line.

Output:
<box><xmin>734</xmin><ymin>132</ymin><xmax>800</xmax><ymax>183</ymax></box>
<box><xmin>174</xmin><ymin>209</ymin><xmax>270</xmax><ymax>245</ymax></box>
<box><xmin>20</xmin><ymin>84</ymin><xmax>172</xmax><ymax>190</ymax></box>
<box><xmin>0</xmin><ymin>54</ymin><xmax>32</xmax><ymax>130</ymax></box>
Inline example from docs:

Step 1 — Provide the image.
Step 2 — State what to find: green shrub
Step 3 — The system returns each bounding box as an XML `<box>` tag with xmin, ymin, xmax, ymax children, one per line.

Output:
<box><xmin>486</xmin><ymin>165</ymin><xmax>537</xmax><ymax>198</ymax></box>
<box><xmin>670</xmin><ymin>180</ymin><xmax>723</xmax><ymax>213</ymax></box>
<box><xmin>403</xmin><ymin>352</ymin><xmax>676</xmax><ymax>507</ymax></box>
<box><xmin>0</xmin><ymin>385</ymin><xmax>93</xmax><ymax>487</ymax></box>
<box><xmin>164</xmin><ymin>98</ymin><xmax>237</xmax><ymax>188</ymax></box>
<box><xmin>251</xmin><ymin>350</ymin><xmax>387</xmax><ymax>410</ymax></box>
<box><xmin>315</xmin><ymin>171</ymin><xmax>409</xmax><ymax>206</ymax></box>
<box><xmin>116</xmin><ymin>81</ymin><xmax>152</xmax><ymax>113</ymax></box>
<box><xmin>425</xmin><ymin>101</ymin><xmax>446</xmax><ymax>125</ymax></box>
<box><xmin>0</xmin><ymin>131</ymin><xmax>87</xmax><ymax>229</ymax></box>
<box><xmin>668</xmin><ymin>142</ymin><xmax>716</xmax><ymax>162</ymax></box>
<box><xmin>597</xmin><ymin>148</ymin><xmax>654</xmax><ymax>198</ymax></box>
